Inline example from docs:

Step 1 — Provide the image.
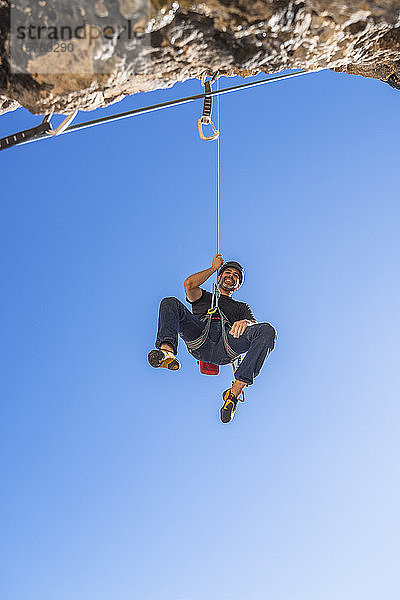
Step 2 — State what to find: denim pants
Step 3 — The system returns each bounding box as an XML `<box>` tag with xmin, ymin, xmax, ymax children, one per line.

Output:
<box><xmin>155</xmin><ymin>297</ymin><xmax>276</xmax><ymax>386</ymax></box>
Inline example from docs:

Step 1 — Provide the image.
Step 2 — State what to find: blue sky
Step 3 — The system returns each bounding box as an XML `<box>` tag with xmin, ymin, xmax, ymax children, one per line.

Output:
<box><xmin>1</xmin><ymin>69</ymin><xmax>400</xmax><ymax>600</ymax></box>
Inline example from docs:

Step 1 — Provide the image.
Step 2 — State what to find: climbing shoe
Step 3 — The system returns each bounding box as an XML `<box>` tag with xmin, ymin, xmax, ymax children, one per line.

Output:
<box><xmin>147</xmin><ymin>349</ymin><xmax>180</xmax><ymax>371</ymax></box>
<box><xmin>220</xmin><ymin>389</ymin><xmax>239</xmax><ymax>423</ymax></box>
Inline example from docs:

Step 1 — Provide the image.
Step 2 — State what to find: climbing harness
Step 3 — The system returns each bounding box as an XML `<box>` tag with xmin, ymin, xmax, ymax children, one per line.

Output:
<box><xmin>186</xmin><ymin>288</ymin><xmax>240</xmax><ymax>363</ymax></box>
<box><xmin>198</xmin><ymin>74</ymin><xmax>220</xmax><ymax>141</ymax></box>
<box><xmin>0</xmin><ymin>69</ymin><xmax>323</xmax><ymax>151</ymax></box>
<box><xmin>0</xmin><ymin>110</ymin><xmax>77</xmax><ymax>151</ymax></box>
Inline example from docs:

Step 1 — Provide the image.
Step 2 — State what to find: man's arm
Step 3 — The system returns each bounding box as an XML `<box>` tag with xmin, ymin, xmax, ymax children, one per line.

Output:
<box><xmin>184</xmin><ymin>254</ymin><xmax>223</xmax><ymax>303</ymax></box>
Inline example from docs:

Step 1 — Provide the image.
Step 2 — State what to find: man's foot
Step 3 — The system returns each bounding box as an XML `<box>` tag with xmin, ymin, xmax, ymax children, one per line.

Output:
<box><xmin>220</xmin><ymin>388</ymin><xmax>239</xmax><ymax>423</ymax></box>
<box><xmin>148</xmin><ymin>349</ymin><xmax>180</xmax><ymax>371</ymax></box>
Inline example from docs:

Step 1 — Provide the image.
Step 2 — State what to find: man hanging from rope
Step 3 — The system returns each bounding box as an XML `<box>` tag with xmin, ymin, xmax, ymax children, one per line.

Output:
<box><xmin>147</xmin><ymin>254</ymin><xmax>276</xmax><ymax>423</ymax></box>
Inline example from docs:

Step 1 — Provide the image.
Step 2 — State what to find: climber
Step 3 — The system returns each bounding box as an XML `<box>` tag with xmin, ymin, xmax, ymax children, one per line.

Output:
<box><xmin>147</xmin><ymin>254</ymin><xmax>276</xmax><ymax>423</ymax></box>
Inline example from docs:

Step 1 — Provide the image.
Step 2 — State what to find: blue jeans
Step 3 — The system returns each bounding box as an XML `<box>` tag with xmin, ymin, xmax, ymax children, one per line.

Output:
<box><xmin>155</xmin><ymin>297</ymin><xmax>276</xmax><ymax>386</ymax></box>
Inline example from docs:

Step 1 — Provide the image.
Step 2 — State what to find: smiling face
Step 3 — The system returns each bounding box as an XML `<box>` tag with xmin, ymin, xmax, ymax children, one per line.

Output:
<box><xmin>218</xmin><ymin>267</ymin><xmax>241</xmax><ymax>295</ymax></box>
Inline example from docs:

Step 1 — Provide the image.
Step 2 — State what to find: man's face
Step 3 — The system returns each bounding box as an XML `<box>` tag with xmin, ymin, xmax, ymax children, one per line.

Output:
<box><xmin>219</xmin><ymin>267</ymin><xmax>241</xmax><ymax>293</ymax></box>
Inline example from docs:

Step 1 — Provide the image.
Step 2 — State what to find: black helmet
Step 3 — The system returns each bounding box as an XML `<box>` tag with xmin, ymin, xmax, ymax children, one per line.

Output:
<box><xmin>219</xmin><ymin>261</ymin><xmax>245</xmax><ymax>285</ymax></box>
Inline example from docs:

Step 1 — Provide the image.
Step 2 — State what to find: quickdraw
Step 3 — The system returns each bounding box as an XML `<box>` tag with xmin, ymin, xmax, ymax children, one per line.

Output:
<box><xmin>198</xmin><ymin>74</ymin><xmax>220</xmax><ymax>141</ymax></box>
<box><xmin>0</xmin><ymin>70</ymin><xmax>320</xmax><ymax>152</ymax></box>
<box><xmin>0</xmin><ymin>110</ymin><xmax>78</xmax><ymax>152</ymax></box>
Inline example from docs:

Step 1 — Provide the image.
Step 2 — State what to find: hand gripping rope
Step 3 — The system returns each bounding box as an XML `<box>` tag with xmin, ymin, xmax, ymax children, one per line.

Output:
<box><xmin>0</xmin><ymin>110</ymin><xmax>77</xmax><ymax>151</ymax></box>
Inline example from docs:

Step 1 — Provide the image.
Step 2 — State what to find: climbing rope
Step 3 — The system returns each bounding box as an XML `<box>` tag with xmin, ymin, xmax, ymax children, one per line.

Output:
<box><xmin>187</xmin><ymin>75</ymin><xmax>240</xmax><ymax>363</ymax></box>
<box><xmin>193</xmin><ymin>82</ymin><xmax>246</xmax><ymax>397</ymax></box>
<box><xmin>216</xmin><ymin>77</ymin><xmax>220</xmax><ymax>257</ymax></box>
<box><xmin>196</xmin><ymin>72</ymin><xmax>221</xmax><ymax>266</ymax></box>
<box><xmin>0</xmin><ymin>69</ymin><xmax>324</xmax><ymax>151</ymax></box>
<box><xmin>213</xmin><ymin>77</ymin><xmax>221</xmax><ymax>312</ymax></box>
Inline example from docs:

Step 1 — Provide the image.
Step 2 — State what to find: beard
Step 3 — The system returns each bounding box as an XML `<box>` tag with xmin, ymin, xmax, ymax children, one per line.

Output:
<box><xmin>220</xmin><ymin>276</ymin><xmax>237</xmax><ymax>292</ymax></box>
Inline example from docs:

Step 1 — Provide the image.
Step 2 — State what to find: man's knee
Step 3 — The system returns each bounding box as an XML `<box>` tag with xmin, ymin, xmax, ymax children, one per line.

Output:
<box><xmin>159</xmin><ymin>297</ymin><xmax>187</xmax><ymax>320</ymax></box>
<box><xmin>255</xmin><ymin>323</ymin><xmax>276</xmax><ymax>348</ymax></box>
<box><xmin>160</xmin><ymin>296</ymin><xmax>180</xmax><ymax>308</ymax></box>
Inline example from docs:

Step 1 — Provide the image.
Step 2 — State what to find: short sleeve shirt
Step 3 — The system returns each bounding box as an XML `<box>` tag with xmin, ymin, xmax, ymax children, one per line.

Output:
<box><xmin>187</xmin><ymin>289</ymin><xmax>256</xmax><ymax>324</ymax></box>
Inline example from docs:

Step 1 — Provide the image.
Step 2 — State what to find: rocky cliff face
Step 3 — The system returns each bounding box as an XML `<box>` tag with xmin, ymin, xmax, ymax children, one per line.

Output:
<box><xmin>1</xmin><ymin>1</ymin><xmax>400</xmax><ymax>116</ymax></box>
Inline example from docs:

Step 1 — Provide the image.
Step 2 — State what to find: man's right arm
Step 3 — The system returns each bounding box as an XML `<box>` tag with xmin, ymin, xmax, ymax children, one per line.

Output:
<box><xmin>184</xmin><ymin>254</ymin><xmax>224</xmax><ymax>303</ymax></box>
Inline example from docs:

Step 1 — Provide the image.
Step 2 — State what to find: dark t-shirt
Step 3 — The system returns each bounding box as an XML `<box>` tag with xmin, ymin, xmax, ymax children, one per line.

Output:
<box><xmin>188</xmin><ymin>289</ymin><xmax>256</xmax><ymax>325</ymax></box>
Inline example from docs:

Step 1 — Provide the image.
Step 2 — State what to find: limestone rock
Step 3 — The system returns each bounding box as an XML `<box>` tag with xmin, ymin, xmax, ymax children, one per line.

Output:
<box><xmin>1</xmin><ymin>1</ymin><xmax>400</xmax><ymax>116</ymax></box>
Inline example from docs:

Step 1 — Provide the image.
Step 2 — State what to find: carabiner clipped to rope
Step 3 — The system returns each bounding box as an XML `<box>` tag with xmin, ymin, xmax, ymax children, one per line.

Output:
<box><xmin>45</xmin><ymin>110</ymin><xmax>78</xmax><ymax>137</ymax></box>
<box><xmin>198</xmin><ymin>73</ymin><xmax>220</xmax><ymax>142</ymax></box>
<box><xmin>0</xmin><ymin>110</ymin><xmax>78</xmax><ymax>151</ymax></box>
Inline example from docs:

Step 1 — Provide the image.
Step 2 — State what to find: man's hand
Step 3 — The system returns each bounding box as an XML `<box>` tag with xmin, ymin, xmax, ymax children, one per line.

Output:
<box><xmin>184</xmin><ymin>254</ymin><xmax>223</xmax><ymax>303</ymax></box>
<box><xmin>212</xmin><ymin>253</ymin><xmax>224</xmax><ymax>272</ymax></box>
<box><xmin>230</xmin><ymin>320</ymin><xmax>253</xmax><ymax>338</ymax></box>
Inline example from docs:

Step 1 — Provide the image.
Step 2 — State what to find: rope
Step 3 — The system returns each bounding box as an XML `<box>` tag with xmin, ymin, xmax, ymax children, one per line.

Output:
<box><xmin>14</xmin><ymin>69</ymin><xmax>323</xmax><ymax>149</ymax></box>
<box><xmin>216</xmin><ymin>77</ymin><xmax>220</xmax><ymax>257</ymax></box>
<box><xmin>189</xmin><ymin>84</ymin><xmax>239</xmax><ymax>362</ymax></box>
<box><xmin>213</xmin><ymin>78</ymin><xmax>221</xmax><ymax>305</ymax></box>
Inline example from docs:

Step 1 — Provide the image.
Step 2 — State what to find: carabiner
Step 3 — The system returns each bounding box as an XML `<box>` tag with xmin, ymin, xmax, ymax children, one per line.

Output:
<box><xmin>198</xmin><ymin>116</ymin><xmax>220</xmax><ymax>141</ymax></box>
<box><xmin>45</xmin><ymin>110</ymin><xmax>78</xmax><ymax>136</ymax></box>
